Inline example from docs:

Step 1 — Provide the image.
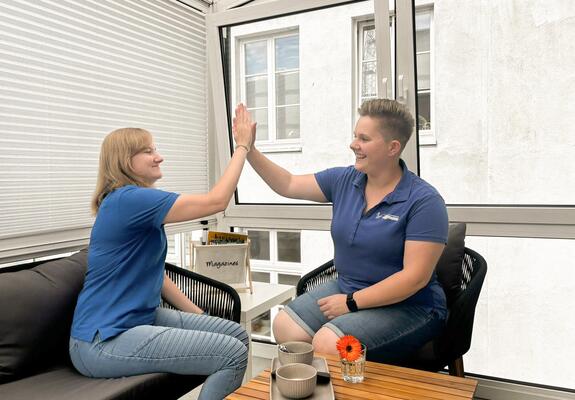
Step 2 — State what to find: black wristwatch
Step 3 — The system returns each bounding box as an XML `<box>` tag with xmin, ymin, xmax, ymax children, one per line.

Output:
<box><xmin>346</xmin><ymin>292</ymin><xmax>359</xmax><ymax>312</ymax></box>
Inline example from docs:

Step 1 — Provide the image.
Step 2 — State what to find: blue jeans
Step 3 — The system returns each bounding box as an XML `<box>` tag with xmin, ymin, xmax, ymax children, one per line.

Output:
<box><xmin>284</xmin><ymin>280</ymin><xmax>446</xmax><ymax>364</ymax></box>
<box><xmin>69</xmin><ymin>308</ymin><xmax>248</xmax><ymax>400</ymax></box>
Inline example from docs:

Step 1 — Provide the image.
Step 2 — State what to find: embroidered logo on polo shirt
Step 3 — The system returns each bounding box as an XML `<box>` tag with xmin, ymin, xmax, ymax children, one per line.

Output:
<box><xmin>375</xmin><ymin>212</ymin><xmax>399</xmax><ymax>221</ymax></box>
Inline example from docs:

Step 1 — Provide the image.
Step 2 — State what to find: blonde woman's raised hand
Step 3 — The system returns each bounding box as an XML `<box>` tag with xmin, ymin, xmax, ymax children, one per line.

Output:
<box><xmin>232</xmin><ymin>103</ymin><xmax>256</xmax><ymax>152</ymax></box>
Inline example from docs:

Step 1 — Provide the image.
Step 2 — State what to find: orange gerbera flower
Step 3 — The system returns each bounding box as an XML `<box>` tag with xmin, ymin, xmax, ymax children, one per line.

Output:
<box><xmin>336</xmin><ymin>335</ymin><xmax>363</xmax><ymax>361</ymax></box>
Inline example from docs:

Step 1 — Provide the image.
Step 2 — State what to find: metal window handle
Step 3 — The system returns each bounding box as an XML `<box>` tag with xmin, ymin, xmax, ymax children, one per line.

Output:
<box><xmin>398</xmin><ymin>74</ymin><xmax>408</xmax><ymax>100</ymax></box>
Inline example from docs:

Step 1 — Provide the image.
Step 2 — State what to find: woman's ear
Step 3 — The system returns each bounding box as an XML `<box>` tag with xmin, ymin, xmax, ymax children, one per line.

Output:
<box><xmin>388</xmin><ymin>140</ymin><xmax>402</xmax><ymax>157</ymax></box>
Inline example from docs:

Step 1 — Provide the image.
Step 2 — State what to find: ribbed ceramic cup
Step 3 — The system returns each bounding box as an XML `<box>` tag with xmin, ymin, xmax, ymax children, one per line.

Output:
<box><xmin>275</xmin><ymin>363</ymin><xmax>317</xmax><ymax>399</ymax></box>
<box><xmin>277</xmin><ymin>341</ymin><xmax>314</xmax><ymax>365</ymax></box>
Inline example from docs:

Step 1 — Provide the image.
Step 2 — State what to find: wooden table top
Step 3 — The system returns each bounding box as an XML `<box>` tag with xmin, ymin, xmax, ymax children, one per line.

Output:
<box><xmin>226</xmin><ymin>353</ymin><xmax>477</xmax><ymax>400</ymax></box>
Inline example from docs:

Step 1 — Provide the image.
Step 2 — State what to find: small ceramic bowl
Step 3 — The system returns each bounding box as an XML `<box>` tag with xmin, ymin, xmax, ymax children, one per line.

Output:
<box><xmin>278</xmin><ymin>341</ymin><xmax>314</xmax><ymax>365</ymax></box>
<box><xmin>275</xmin><ymin>363</ymin><xmax>317</xmax><ymax>399</ymax></box>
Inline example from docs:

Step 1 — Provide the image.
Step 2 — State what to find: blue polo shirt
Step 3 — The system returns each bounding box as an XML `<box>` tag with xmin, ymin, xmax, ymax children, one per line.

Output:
<box><xmin>71</xmin><ymin>185</ymin><xmax>179</xmax><ymax>342</ymax></box>
<box><xmin>315</xmin><ymin>159</ymin><xmax>448</xmax><ymax>311</ymax></box>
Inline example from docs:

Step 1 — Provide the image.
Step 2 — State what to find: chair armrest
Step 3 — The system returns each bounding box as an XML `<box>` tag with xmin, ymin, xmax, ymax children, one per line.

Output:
<box><xmin>162</xmin><ymin>263</ymin><xmax>241</xmax><ymax>323</ymax></box>
<box><xmin>296</xmin><ymin>259</ymin><xmax>337</xmax><ymax>296</ymax></box>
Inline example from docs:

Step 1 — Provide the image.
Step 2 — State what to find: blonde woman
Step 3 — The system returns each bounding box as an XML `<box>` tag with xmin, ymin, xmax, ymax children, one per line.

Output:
<box><xmin>70</xmin><ymin>106</ymin><xmax>255</xmax><ymax>400</ymax></box>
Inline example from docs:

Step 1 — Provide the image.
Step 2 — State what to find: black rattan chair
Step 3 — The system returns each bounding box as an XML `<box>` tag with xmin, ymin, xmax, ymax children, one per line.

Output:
<box><xmin>296</xmin><ymin>247</ymin><xmax>487</xmax><ymax>377</ymax></box>
<box><xmin>163</xmin><ymin>262</ymin><xmax>241</xmax><ymax>323</ymax></box>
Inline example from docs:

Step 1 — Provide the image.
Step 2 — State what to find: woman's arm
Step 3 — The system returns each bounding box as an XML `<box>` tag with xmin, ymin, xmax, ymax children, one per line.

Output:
<box><xmin>161</xmin><ymin>273</ymin><xmax>204</xmax><ymax>314</ymax></box>
<box><xmin>163</xmin><ymin>104</ymin><xmax>256</xmax><ymax>224</ymax></box>
<box><xmin>318</xmin><ymin>240</ymin><xmax>445</xmax><ymax>318</ymax></box>
<box><xmin>233</xmin><ymin>105</ymin><xmax>327</xmax><ymax>202</ymax></box>
<box><xmin>354</xmin><ymin>240</ymin><xmax>445</xmax><ymax>307</ymax></box>
<box><xmin>246</xmin><ymin>148</ymin><xmax>327</xmax><ymax>202</ymax></box>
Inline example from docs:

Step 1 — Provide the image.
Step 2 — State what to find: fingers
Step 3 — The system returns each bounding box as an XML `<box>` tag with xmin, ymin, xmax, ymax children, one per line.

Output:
<box><xmin>234</xmin><ymin>103</ymin><xmax>252</xmax><ymax>126</ymax></box>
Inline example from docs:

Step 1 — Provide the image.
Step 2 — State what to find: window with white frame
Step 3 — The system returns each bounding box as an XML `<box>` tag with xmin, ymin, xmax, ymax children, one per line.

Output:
<box><xmin>240</xmin><ymin>32</ymin><xmax>300</xmax><ymax>150</ymax></box>
<box><xmin>358</xmin><ymin>21</ymin><xmax>377</xmax><ymax>105</ymax></box>
<box><xmin>248</xmin><ymin>229</ymin><xmax>301</xmax><ymax>268</ymax></box>
<box><xmin>358</xmin><ymin>9</ymin><xmax>434</xmax><ymax>144</ymax></box>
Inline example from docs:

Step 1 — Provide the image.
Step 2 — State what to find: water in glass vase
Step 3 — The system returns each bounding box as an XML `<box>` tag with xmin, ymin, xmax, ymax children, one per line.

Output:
<box><xmin>340</xmin><ymin>344</ymin><xmax>366</xmax><ymax>383</ymax></box>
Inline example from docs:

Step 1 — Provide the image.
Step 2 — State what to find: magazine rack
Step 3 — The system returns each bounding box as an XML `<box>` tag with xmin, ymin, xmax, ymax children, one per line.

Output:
<box><xmin>190</xmin><ymin>240</ymin><xmax>253</xmax><ymax>293</ymax></box>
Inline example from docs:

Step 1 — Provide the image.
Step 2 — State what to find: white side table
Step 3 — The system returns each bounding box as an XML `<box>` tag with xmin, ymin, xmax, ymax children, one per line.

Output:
<box><xmin>237</xmin><ymin>282</ymin><xmax>296</xmax><ymax>380</ymax></box>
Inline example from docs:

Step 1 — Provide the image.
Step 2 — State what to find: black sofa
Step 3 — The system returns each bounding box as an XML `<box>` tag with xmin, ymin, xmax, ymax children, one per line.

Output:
<box><xmin>0</xmin><ymin>249</ymin><xmax>241</xmax><ymax>400</ymax></box>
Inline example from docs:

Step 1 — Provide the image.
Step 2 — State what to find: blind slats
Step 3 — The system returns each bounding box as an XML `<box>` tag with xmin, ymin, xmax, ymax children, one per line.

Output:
<box><xmin>0</xmin><ymin>0</ymin><xmax>208</xmax><ymax>260</ymax></box>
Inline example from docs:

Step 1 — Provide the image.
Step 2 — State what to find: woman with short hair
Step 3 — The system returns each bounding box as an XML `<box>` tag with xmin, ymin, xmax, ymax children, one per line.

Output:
<box><xmin>235</xmin><ymin>99</ymin><xmax>448</xmax><ymax>364</ymax></box>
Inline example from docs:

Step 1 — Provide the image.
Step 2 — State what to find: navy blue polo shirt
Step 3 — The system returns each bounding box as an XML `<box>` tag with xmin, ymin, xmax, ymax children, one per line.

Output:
<box><xmin>315</xmin><ymin>159</ymin><xmax>448</xmax><ymax>310</ymax></box>
<box><xmin>71</xmin><ymin>185</ymin><xmax>179</xmax><ymax>342</ymax></box>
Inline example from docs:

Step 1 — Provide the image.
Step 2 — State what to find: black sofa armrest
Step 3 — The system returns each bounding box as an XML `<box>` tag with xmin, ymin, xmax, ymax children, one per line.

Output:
<box><xmin>162</xmin><ymin>263</ymin><xmax>241</xmax><ymax>323</ymax></box>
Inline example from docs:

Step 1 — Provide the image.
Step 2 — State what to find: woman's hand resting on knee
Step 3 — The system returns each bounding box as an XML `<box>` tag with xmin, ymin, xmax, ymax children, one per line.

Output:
<box><xmin>318</xmin><ymin>294</ymin><xmax>349</xmax><ymax>320</ymax></box>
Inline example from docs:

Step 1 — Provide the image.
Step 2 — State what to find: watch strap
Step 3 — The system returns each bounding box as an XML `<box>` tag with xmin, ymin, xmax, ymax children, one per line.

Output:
<box><xmin>346</xmin><ymin>292</ymin><xmax>359</xmax><ymax>312</ymax></box>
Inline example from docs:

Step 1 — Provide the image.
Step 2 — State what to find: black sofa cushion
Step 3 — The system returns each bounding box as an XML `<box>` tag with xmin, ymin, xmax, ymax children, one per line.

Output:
<box><xmin>0</xmin><ymin>365</ymin><xmax>202</xmax><ymax>400</ymax></box>
<box><xmin>0</xmin><ymin>250</ymin><xmax>87</xmax><ymax>383</ymax></box>
<box><xmin>435</xmin><ymin>223</ymin><xmax>466</xmax><ymax>304</ymax></box>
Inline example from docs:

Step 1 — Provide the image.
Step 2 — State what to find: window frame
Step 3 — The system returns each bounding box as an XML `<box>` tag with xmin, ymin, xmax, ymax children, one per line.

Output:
<box><xmin>207</xmin><ymin>0</ymin><xmax>575</xmax><ymax>240</ymax></box>
<box><xmin>414</xmin><ymin>7</ymin><xmax>435</xmax><ymax>145</ymax></box>
<box><xmin>245</xmin><ymin>228</ymin><xmax>303</xmax><ymax>274</ymax></box>
<box><xmin>238</xmin><ymin>30</ymin><xmax>302</xmax><ymax>152</ymax></box>
<box><xmin>357</xmin><ymin>7</ymin><xmax>435</xmax><ymax>145</ymax></box>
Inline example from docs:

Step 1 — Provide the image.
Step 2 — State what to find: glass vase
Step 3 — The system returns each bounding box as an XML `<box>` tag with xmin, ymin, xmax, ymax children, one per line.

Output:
<box><xmin>340</xmin><ymin>344</ymin><xmax>366</xmax><ymax>383</ymax></box>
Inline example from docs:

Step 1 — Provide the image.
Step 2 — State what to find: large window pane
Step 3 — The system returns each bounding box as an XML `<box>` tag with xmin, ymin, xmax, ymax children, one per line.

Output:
<box><xmin>416</xmin><ymin>53</ymin><xmax>430</xmax><ymax>90</ymax></box>
<box><xmin>276</xmin><ymin>106</ymin><xmax>300</xmax><ymax>139</ymax></box>
<box><xmin>245</xmin><ymin>40</ymin><xmax>267</xmax><ymax>75</ymax></box>
<box><xmin>251</xmin><ymin>108</ymin><xmax>269</xmax><ymax>141</ymax></box>
<box><xmin>418</xmin><ymin>3</ymin><xmax>575</xmax><ymax>204</ymax></box>
<box><xmin>277</xmin><ymin>231</ymin><xmax>301</xmax><ymax>263</ymax></box>
<box><xmin>361</xmin><ymin>61</ymin><xmax>377</xmax><ymax>98</ymax></box>
<box><xmin>246</xmin><ymin>76</ymin><xmax>268</xmax><ymax>108</ymax></box>
<box><xmin>465</xmin><ymin>236</ymin><xmax>575</xmax><ymax>390</ymax></box>
<box><xmin>229</xmin><ymin>1</ymin><xmax>373</xmax><ymax>203</ymax></box>
<box><xmin>275</xmin><ymin>35</ymin><xmax>299</xmax><ymax>71</ymax></box>
<box><xmin>249</xmin><ymin>230</ymin><xmax>270</xmax><ymax>260</ymax></box>
<box><xmin>415</xmin><ymin>12</ymin><xmax>430</xmax><ymax>52</ymax></box>
<box><xmin>276</xmin><ymin>71</ymin><xmax>299</xmax><ymax>105</ymax></box>
<box><xmin>362</xmin><ymin>25</ymin><xmax>376</xmax><ymax>59</ymax></box>
<box><xmin>417</xmin><ymin>92</ymin><xmax>431</xmax><ymax>130</ymax></box>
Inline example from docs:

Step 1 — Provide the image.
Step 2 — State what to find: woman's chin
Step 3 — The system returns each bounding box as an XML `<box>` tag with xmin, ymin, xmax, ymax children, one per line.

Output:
<box><xmin>354</xmin><ymin>161</ymin><xmax>366</xmax><ymax>172</ymax></box>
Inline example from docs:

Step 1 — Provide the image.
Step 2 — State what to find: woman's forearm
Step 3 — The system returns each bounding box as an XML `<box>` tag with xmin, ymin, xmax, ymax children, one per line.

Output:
<box><xmin>161</xmin><ymin>273</ymin><xmax>203</xmax><ymax>314</ymax></box>
<box><xmin>208</xmin><ymin>147</ymin><xmax>249</xmax><ymax>208</ymax></box>
<box><xmin>247</xmin><ymin>148</ymin><xmax>295</xmax><ymax>198</ymax></box>
<box><xmin>353</xmin><ymin>270</ymin><xmax>428</xmax><ymax>309</ymax></box>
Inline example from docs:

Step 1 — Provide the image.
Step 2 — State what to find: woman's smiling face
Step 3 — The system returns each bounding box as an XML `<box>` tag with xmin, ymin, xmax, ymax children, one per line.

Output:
<box><xmin>130</xmin><ymin>142</ymin><xmax>164</xmax><ymax>185</ymax></box>
<box><xmin>349</xmin><ymin>116</ymin><xmax>392</xmax><ymax>174</ymax></box>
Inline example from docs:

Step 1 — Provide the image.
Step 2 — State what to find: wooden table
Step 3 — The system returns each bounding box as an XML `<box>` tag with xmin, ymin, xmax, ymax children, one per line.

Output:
<box><xmin>227</xmin><ymin>353</ymin><xmax>477</xmax><ymax>399</ymax></box>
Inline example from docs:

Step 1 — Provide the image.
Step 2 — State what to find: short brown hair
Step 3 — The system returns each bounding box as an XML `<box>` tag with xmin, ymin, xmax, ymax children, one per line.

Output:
<box><xmin>358</xmin><ymin>98</ymin><xmax>415</xmax><ymax>150</ymax></box>
<box><xmin>91</xmin><ymin>128</ymin><xmax>153</xmax><ymax>214</ymax></box>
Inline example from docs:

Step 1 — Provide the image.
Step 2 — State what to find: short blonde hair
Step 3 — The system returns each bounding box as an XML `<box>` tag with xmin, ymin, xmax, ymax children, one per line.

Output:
<box><xmin>358</xmin><ymin>98</ymin><xmax>415</xmax><ymax>150</ymax></box>
<box><xmin>91</xmin><ymin>128</ymin><xmax>153</xmax><ymax>214</ymax></box>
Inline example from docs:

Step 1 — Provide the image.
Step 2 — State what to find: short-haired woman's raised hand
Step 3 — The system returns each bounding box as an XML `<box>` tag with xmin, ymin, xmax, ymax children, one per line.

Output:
<box><xmin>232</xmin><ymin>103</ymin><xmax>256</xmax><ymax>152</ymax></box>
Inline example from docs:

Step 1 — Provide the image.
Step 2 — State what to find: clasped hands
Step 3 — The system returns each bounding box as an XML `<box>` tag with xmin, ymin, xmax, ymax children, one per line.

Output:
<box><xmin>318</xmin><ymin>294</ymin><xmax>349</xmax><ymax>320</ymax></box>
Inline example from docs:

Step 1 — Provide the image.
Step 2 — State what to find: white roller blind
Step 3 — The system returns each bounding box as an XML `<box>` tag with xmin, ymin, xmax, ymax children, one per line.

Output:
<box><xmin>0</xmin><ymin>0</ymin><xmax>208</xmax><ymax>261</ymax></box>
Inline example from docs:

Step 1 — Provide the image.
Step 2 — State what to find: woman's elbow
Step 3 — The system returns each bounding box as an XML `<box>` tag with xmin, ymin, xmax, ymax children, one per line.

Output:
<box><xmin>209</xmin><ymin>192</ymin><xmax>230</xmax><ymax>213</ymax></box>
<box><xmin>404</xmin><ymin>273</ymin><xmax>432</xmax><ymax>293</ymax></box>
